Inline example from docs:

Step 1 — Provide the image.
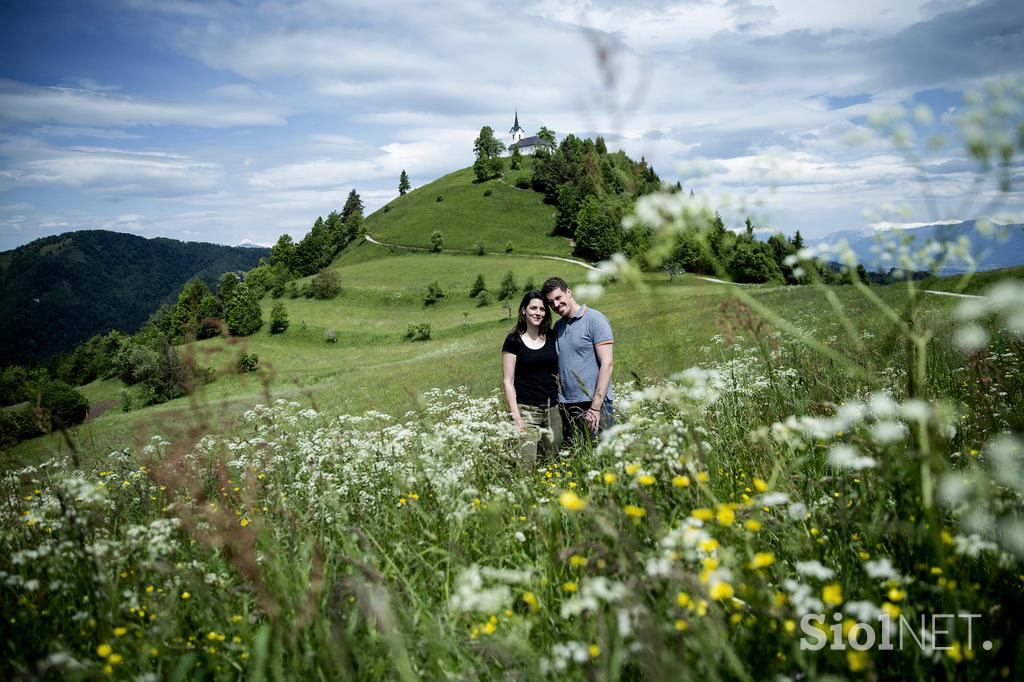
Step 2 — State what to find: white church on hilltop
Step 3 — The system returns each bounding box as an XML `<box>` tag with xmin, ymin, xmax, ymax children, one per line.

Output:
<box><xmin>508</xmin><ymin>110</ymin><xmax>554</xmax><ymax>155</ymax></box>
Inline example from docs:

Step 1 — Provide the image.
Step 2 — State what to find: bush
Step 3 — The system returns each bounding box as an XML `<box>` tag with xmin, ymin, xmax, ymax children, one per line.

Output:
<box><xmin>310</xmin><ymin>270</ymin><xmax>342</xmax><ymax>299</ymax></box>
<box><xmin>404</xmin><ymin>323</ymin><xmax>431</xmax><ymax>341</ymax></box>
<box><xmin>483</xmin><ymin>189</ymin><xmax>492</xmax><ymax>197</ymax></box>
<box><xmin>430</xmin><ymin>231</ymin><xmax>445</xmax><ymax>253</ymax></box>
<box><xmin>469</xmin><ymin>274</ymin><xmax>487</xmax><ymax>298</ymax></box>
<box><xmin>498</xmin><ymin>271</ymin><xmax>518</xmax><ymax>300</ymax></box>
<box><xmin>34</xmin><ymin>380</ymin><xmax>90</xmax><ymax>432</ymax></box>
<box><xmin>514</xmin><ymin>174</ymin><xmax>531</xmax><ymax>189</ymax></box>
<box><xmin>324</xmin><ymin>329</ymin><xmax>338</xmax><ymax>344</ymax></box>
<box><xmin>236</xmin><ymin>352</ymin><xmax>259</xmax><ymax>374</ymax></box>
<box><xmin>476</xmin><ymin>289</ymin><xmax>491</xmax><ymax>307</ymax></box>
<box><xmin>505</xmin><ymin>241</ymin><xmax>515</xmax><ymax>253</ymax></box>
<box><xmin>522</xmin><ymin>276</ymin><xmax>536</xmax><ymax>293</ymax></box>
<box><xmin>436</xmin><ymin>195</ymin><xmax>443</xmax><ymax>202</ymax></box>
<box><xmin>475</xmin><ymin>241</ymin><xmax>486</xmax><ymax>256</ymax></box>
<box><xmin>270</xmin><ymin>301</ymin><xmax>289</xmax><ymax>334</ymax></box>
<box><xmin>424</xmin><ymin>280</ymin><xmax>445</xmax><ymax>305</ymax></box>
<box><xmin>383</xmin><ymin>204</ymin><xmax>391</xmax><ymax>213</ymax></box>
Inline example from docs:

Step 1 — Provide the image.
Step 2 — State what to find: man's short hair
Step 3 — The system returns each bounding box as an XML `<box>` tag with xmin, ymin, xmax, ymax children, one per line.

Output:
<box><xmin>541</xmin><ymin>277</ymin><xmax>569</xmax><ymax>298</ymax></box>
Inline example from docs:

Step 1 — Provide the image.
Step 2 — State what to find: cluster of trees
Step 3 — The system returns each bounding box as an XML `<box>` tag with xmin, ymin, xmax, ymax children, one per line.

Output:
<box><xmin>0</xmin><ymin>370</ymin><xmax>89</xmax><ymax>448</ymax></box>
<box><xmin>530</xmin><ymin>134</ymin><xmax>660</xmax><ymax>261</ymax></box>
<box><xmin>269</xmin><ymin>190</ymin><xmax>365</xmax><ymax>280</ymax></box>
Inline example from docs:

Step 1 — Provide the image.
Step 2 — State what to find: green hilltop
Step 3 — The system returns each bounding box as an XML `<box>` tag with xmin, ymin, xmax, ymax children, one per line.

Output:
<box><xmin>364</xmin><ymin>159</ymin><xmax>570</xmax><ymax>256</ymax></box>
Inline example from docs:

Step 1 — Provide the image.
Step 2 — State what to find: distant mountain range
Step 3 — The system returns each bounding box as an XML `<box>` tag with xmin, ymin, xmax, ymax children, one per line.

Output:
<box><xmin>812</xmin><ymin>220</ymin><xmax>1024</xmax><ymax>273</ymax></box>
<box><xmin>0</xmin><ymin>230</ymin><xmax>269</xmax><ymax>365</ymax></box>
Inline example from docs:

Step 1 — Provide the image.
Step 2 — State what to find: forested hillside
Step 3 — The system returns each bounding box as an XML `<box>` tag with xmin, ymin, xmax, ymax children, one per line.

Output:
<box><xmin>0</xmin><ymin>231</ymin><xmax>269</xmax><ymax>365</ymax></box>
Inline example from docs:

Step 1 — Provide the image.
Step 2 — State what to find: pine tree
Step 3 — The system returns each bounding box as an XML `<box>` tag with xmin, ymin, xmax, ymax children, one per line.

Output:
<box><xmin>470</xmin><ymin>274</ymin><xmax>486</xmax><ymax>298</ymax></box>
<box><xmin>498</xmin><ymin>271</ymin><xmax>518</xmax><ymax>300</ymax></box>
<box><xmin>399</xmin><ymin>170</ymin><xmax>411</xmax><ymax>195</ymax></box>
<box><xmin>791</xmin><ymin>230</ymin><xmax>805</xmax><ymax>250</ymax></box>
<box><xmin>270</xmin><ymin>300</ymin><xmax>289</xmax><ymax>334</ymax></box>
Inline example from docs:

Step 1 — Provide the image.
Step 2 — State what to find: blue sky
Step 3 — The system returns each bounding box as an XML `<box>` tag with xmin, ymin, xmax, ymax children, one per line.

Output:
<box><xmin>0</xmin><ymin>0</ymin><xmax>1022</xmax><ymax>251</ymax></box>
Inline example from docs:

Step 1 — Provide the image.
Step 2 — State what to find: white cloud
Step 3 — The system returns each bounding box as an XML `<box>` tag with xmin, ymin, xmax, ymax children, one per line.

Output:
<box><xmin>0</xmin><ymin>78</ymin><xmax>288</xmax><ymax>129</ymax></box>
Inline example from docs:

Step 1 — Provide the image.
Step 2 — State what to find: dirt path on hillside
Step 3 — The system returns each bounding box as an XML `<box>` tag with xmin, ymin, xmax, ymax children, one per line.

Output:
<box><xmin>87</xmin><ymin>399</ymin><xmax>120</xmax><ymax>422</ymax></box>
<box><xmin>364</xmin><ymin>234</ymin><xmax>599</xmax><ymax>271</ymax></box>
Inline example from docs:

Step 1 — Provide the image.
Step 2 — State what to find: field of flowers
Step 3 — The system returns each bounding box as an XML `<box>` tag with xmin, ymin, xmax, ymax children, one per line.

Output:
<box><xmin>4</xmin><ymin>81</ymin><xmax>1024</xmax><ymax>681</ymax></box>
<box><xmin>3</xmin><ymin>269</ymin><xmax>1022</xmax><ymax>680</ymax></box>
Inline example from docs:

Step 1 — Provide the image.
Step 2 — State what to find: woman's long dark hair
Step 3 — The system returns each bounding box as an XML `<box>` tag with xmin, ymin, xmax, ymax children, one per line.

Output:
<box><xmin>512</xmin><ymin>290</ymin><xmax>552</xmax><ymax>335</ymax></box>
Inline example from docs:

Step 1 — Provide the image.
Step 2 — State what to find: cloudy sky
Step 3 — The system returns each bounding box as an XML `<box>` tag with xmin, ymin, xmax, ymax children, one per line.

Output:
<box><xmin>1</xmin><ymin>0</ymin><xmax>1022</xmax><ymax>251</ymax></box>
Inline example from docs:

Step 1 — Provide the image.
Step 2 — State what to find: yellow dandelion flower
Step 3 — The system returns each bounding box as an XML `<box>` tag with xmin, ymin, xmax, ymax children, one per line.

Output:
<box><xmin>569</xmin><ymin>555</ymin><xmax>588</xmax><ymax>567</ymax></box>
<box><xmin>624</xmin><ymin>504</ymin><xmax>646</xmax><ymax>518</ymax></box>
<box><xmin>145</xmin><ymin>585</ymin><xmax>154</xmax><ymax>593</ymax></box>
<box><xmin>941</xmin><ymin>530</ymin><xmax>954</xmax><ymax>545</ymax></box>
<box><xmin>207</xmin><ymin>631</ymin><xmax>220</xmax><ymax>641</ymax></box>
<box><xmin>696</xmin><ymin>600</ymin><xmax>708</xmax><ymax>617</ymax></box>
<box><xmin>603</xmin><ymin>472</ymin><xmax>617</xmax><ymax>484</ymax></box>
<box><xmin>625</xmin><ymin>462</ymin><xmax>640</xmax><ymax>475</ymax></box>
<box><xmin>637</xmin><ymin>474</ymin><xmax>656</xmax><ymax>486</ymax></box>
<box><xmin>559</xmin><ymin>491</ymin><xmax>587</xmax><ymax>511</ymax></box>
<box><xmin>698</xmin><ymin>538</ymin><xmax>719</xmax><ymax>553</ymax></box>
<box><xmin>674</xmin><ymin>619</ymin><xmax>689</xmax><ymax>631</ymax></box>
<box><xmin>562</xmin><ymin>582</ymin><xmax>578</xmax><ymax>593</ymax></box>
<box><xmin>482</xmin><ymin>621</ymin><xmax>496</xmax><ymax>635</ymax></box>
<box><xmin>715</xmin><ymin>505</ymin><xmax>735</xmax><ymax>526</ymax></box>
<box><xmin>588</xmin><ymin>644</ymin><xmax>601</xmax><ymax>658</ymax></box>
<box><xmin>783</xmin><ymin>619</ymin><xmax>796</xmax><ymax>633</ymax></box>
<box><xmin>709</xmin><ymin>582</ymin><xmax>734</xmax><ymax>600</ymax></box>
<box><xmin>113</xmin><ymin>627</ymin><xmax>127</xmax><ymax>637</ymax></box>
<box><xmin>522</xmin><ymin>591</ymin><xmax>539</xmax><ymax>612</ymax></box>
<box><xmin>240</xmin><ymin>518</ymin><xmax>249</xmax><ymax>527</ymax></box>
<box><xmin>847</xmin><ymin>650</ymin><xmax>869</xmax><ymax>672</ymax></box>
<box><xmin>887</xmin><ymin>587</ymin><xmax>906</xmax><ymax>601</ymax></box>
<box><xmin>696</xmin><ymin>472</ymin><xmax>709</xmax><ymax>483</ymax></box>
<box><xmin>822</xmin><ymin>583</ymin><xmax>843</xmax><ymax>607</ymax></box>
<box><xmin>672</xmin><ymin>475</ymin><xmax>690</xmax><ymax>488</ymax></box>
<box><xmin>96</xmin><ymin>644</ymin><xmax>112</xmax><ymax>658</ymax></box>
<box><xmin>231</xmin><ymin>615</ymin><xmax>243</xmax><ymax>622</ymax></box>
<box><xmin>753</xmin><ymin>478</ymin><xmax>768</xmax><ymax>492</ymax></box>
<box><xmin>180</xmin><ymin>591</ymin><xmax>191</xmax><ymax>600</ymax></box>
<box><xmin>748</xmin><ymin>552</ymin><xmax>775</xmax><ymax>569</ymax></box>
<box><xmin>108</xmin><ymin>653</ymin><xmax>123</xmax><ymax>665</ymax></box>
<box><xmin>691</xmin><ymin>508</ymin><xmax>713</xmax><ymax>522</ymax></box>
<box><xmin>676</xmin><ymin>591</ymin><xmax>692</xmax><ymax>608</ymax></box>
<box><xmin>881</xmin><ymin>602</ymin><xmax>901</xmax><ymax>619</ymax></box>
<box><xmin>859</xmin><ymin>551</ymin><xmax>870</xmax><ymax>560</ymax></box>
<box><xmin>744</xmin><ymin>519</ymin><xmax>762</xmax><ymax>532</ymax></box>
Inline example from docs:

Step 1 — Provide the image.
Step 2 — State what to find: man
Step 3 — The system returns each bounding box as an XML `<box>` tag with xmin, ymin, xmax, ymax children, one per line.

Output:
<box><xmin>541</xmin><ymin>277</ymin><xmax>614</xmax><ymax>445</ymax></box>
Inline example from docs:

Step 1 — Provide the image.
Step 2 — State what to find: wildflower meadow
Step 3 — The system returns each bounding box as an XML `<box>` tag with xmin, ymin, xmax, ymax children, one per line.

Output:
<box><xmin>3</xmin><ymin>82</ymin><xmax>1024</xmax><ymax>680</ymax></box>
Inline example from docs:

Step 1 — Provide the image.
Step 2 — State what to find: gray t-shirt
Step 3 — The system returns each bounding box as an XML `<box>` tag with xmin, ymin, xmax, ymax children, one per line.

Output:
<box><xmin>554</xmin><ymin>304</ymin><xmax>614</xmax><ymax>404</ymax></box>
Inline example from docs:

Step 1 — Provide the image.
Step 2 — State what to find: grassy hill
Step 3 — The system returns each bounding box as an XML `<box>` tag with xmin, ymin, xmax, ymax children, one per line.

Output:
<box><xmin>4</xmin><ymin>234</ymin><xmax>976</xmax><ymax>468</ymax></box>
<box><xmin>365</xmin><ymin>158</ymin><xmax>571</xmax><ymax>256</ymax></box>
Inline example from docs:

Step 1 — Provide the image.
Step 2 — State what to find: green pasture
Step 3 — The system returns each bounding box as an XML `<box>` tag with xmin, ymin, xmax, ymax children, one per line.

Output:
<box><xmin>5</xmin><ymin>243</ymin><xmax>977</xmax><ymax>470</ymax></box>
<box><xmin>364</xmin><ymin>160</ymin><xmax>571</xmax><ymax>256</ymax></box>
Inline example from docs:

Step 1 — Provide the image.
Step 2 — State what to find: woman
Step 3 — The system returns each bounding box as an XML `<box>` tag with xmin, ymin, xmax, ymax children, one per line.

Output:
<box><xmin>501</xmin><ymin>291</ymin><xmax>563</xmax><ymax>462</ymax></box>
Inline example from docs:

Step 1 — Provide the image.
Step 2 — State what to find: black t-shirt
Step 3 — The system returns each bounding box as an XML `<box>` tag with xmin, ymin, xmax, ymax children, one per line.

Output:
<box><xmin>502</xmin><ymin>332</ymin><xmax>559</xmax><ymax>406</ymax></box>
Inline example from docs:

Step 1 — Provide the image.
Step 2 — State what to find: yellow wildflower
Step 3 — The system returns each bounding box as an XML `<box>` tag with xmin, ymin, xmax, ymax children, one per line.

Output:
<box><xmin>748</xmin><ymin>552</ymin><xmax>775</xmax><ymax>569</ymax></box>
<box><xmin>108</xmin><ymin>654</ymin><xmax>123</xmax><ymax>665</ymax></box>
<box><xmin>753</xmin><ymin>478</ymin><xmax>768</xmax><ymax>492</ymax></box>
<box><xmin>624</xmin><ymin>504</ymin><xmax>646</xmax><ymax>518</ymax></box>
<box><xmin>672</xmin><ymin>475</ymin><xmax>690</xmax><ymax>488</ymax></box>
<box><xmin>676</xmin><ymin>591</ymin><xmax>692</xmax><ymax>608</ymax></box>
<box><xmin>696</xmin><ymin>472</ymin><xmax>709</xmax><ymax>483</ymax></box>
<box><xmin>715</xmin><ymin>504</ymin><xmax>735</xmax><ymax>526</ymax></box>
<box><xmin>96</xmin><ymin>644</ymin><xmax>112</xmax><ymax>658</ymax></box>
<box><xmin>637</xmin><ymin>474</ymin><xmax>656</xmax><ymax>486</ymax></box>
<box><xmin>698</xmin><ymin>538</ymin><xmax>720</xmax><ymax>553</ymax></box>
<box><xmin>180</xmin><ymin>591</ymin><xmax>191</xmax><ymax>600</ymax></box>
<box><xmin>674</xmin><ymin>619</ymin><xmax>689</xmax><ymax>631</ymax></box>
<box><xmin>522</xmin><ymin>591</ymin><xmax>539</xmax><ymax>612</ymax></box>
<box><xmin>603</xmin><ymin>472</ymin><xmax>617</xmax><ymax>484</ymax></box>
<box><xmin>625</xmin><ymin>462</ymin><xmax>640</xmax><ymax>475</ymax></box>
<box><xmin>588</xmin><ymin>644</ymin><xmax>601</xmax><ymax>658</ymax></box>
<box><xmin>691</xmin><ymin>508</ymin><xmax>713</xmax><ymax>522</ymax></box>
<box><xmin>569</xmin><ymin>555</ymin><xmax>588</xmax><ymax>567</ymax></box>
<box><xmin>822</xmin><ymin>583</ymin><xmax>843</xmax><ymax>607</ymax></box>
<box><xmin>113</xmin><ymin>627</ymin><xmax>127</xmax><ymax>637</ymax></box>
<box><xmin>847</xmin><ymin>650</ymin><xmax>869</xmax><ymax>672</ymax></box>
<box><xmin>559</xmin><ymin>491</ymin><xmax>587</xmax><ymax>511</ymax></box>
<box><xmin>562</xmin><ymin>582</ymin><xmax>578</xmax><ymax>593</ymax></box>
<box><xmin>881</xmin><ymin>602</ymin><xmax>901</xmax><ymax>619</ymax></box>
<box><xmin>709</xmin><ymin>582</ymin><xmax>734</xmax><ymax>600</ymax></box>
<box><xmin>887</xmin><ymin>587</ymin><xmax>906</xmax><ymax>601</ymax></box>
<box><xmin>744</xmin><ymin>519</ymin><xmax>762</xmax><ymax>532</ymax></box>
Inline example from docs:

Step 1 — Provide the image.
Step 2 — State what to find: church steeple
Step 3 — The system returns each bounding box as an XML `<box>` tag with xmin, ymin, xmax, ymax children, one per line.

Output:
<box><xmin>510</xmin><ymin>108</ymin><xmax>524</xmax><ymax>143</ymax></box>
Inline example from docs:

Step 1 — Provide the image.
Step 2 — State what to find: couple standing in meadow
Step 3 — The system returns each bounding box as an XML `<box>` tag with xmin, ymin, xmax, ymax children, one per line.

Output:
<box><xmin>501</xmin><ymin>276</ymin><xmax>614</xmax><ymax>463</ymax></box>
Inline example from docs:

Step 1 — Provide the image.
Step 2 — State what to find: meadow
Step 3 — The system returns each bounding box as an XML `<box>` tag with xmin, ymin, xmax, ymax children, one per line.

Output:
<box><xmin>3</xmin><ymin>216</ymin><xmax>1023</xmax><ymax>679</ymax></box>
